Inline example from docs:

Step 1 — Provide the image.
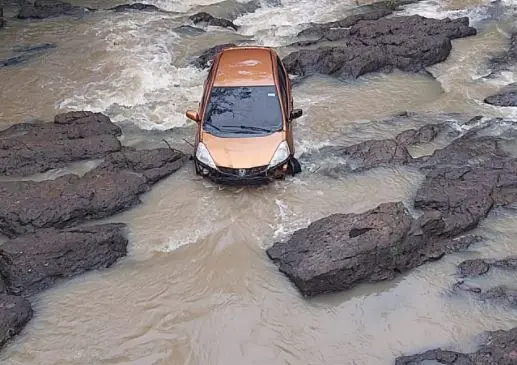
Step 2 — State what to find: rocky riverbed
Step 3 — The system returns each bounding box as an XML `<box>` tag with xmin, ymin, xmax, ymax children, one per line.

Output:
<box><xmin>0</xmin><ymin>111</ymin><xmax>187</xmax><ymax>349</ymax></box>
<box><xmin>1</xmin><ymin>0</ymin><xmax>517</xmax><ymax>363</ymax></box>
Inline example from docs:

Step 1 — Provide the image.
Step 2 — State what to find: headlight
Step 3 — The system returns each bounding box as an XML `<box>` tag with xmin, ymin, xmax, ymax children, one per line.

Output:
<box><xmin>196</xmin><ymin>142</ymin><xmax>217</xmax><ymax>169</ymax></box>
<box><xmin>268</xmin><ymin>141</ymin><xmax>290</xmax><ymax>168</ymax></box>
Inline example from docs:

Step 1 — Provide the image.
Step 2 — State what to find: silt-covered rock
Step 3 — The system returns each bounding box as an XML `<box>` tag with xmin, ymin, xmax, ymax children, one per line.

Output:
<box><xmin>0</xmin><ymin>111</ymin><xmax>122</xmax><ymax>177</ymax></box>
<box><xmin>0</xmin><ymin>224</ymin><xmax>128</xmax><ymax>296</ymax></box>
<box><xmin>0</xmin><ymin>294</ymin><xmax>32</xmax><ymax>349</ymax></box>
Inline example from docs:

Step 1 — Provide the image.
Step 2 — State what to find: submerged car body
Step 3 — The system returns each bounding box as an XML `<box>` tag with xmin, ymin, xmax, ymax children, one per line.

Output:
<box><xmin>185</xmin><ymin>46</ymin><xmax>303</xmax><ymax>185</ymax></box>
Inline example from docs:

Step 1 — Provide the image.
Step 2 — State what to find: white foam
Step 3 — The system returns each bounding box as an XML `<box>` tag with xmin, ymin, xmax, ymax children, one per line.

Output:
<box><xmin>399</xmin><ymin>0</ymin><xmax>495</xmax><ymax>25</ymax></box>
<box><xmin>57</xmin><ymin>13</ymin><xmax>208</xmax><ymax>130</ymax></box>
<box><xmin>270</xmin><ymin>198</ymin><xmax>310</xmax><ymax>241</ymax></box>
<box><xmin>233</xmin><ymin>0</ymin><xmax>358</xmax><ymax>46</ymax></box>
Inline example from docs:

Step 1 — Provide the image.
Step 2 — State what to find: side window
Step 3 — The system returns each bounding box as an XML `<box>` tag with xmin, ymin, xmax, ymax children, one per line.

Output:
<box><xmin>200</xmin><ymin>63</ymin><xmax>216</xmax><ymax>115</ymax></box>
<box><xmin>276</xmin><ymin>57</ymin><xmax>288</xmax><ymax>113</ymax></box>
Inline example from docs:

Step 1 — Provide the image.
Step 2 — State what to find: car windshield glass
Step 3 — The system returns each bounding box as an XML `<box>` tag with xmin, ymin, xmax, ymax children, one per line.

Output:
<box><xmin>203</xmin><ymin>86</ymin><xmax>283</xmax><ymax>137</ymax></box>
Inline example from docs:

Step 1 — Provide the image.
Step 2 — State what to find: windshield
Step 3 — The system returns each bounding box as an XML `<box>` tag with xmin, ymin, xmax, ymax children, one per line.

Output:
<box><xmin>203</xmin><ymin>86</ymin><xmax>284</xmax><ymax>137</ymax></box>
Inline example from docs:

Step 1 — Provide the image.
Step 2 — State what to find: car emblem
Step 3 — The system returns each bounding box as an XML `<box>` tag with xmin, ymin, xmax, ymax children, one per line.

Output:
<box><xmin>238</xmin><ymin>168</ymin><xmax>246</xmax><ymax>176</ymax></box>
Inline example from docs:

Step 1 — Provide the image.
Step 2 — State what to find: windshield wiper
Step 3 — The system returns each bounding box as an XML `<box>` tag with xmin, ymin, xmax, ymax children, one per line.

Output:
<box><xmin>219</xmin><ymin>125</ymin><xmax>274</xmax><ymax>133</ymax></box>
<box><xmin>204</xmin><ymin>123</ymin><xmax>223</xmax><ymax>132</ymax></box>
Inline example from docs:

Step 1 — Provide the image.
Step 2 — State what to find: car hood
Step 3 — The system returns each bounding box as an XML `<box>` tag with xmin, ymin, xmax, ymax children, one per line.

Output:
<box><xmin>202</xmin><ymin>132</ymin><xmax>285</xmax><ymax>168</ymax></box>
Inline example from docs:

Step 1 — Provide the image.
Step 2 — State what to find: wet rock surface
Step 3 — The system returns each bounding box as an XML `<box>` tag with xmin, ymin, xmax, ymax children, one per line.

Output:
<box><xmin>271</xmin><ymin>117</ymin><xmax>517</xmax><ymax>297</ymax></box>
<box><xmin>190</xmin><ymin>43</ymin><xmax>236</xmax><ymax>69</ymax></box>
<box><xmin>296</xmin><ymin>7</ymin><xmax>393</xmax><ymax>40</ymax></box>
<box><xmin>107</xmin><ymin>3</ymin><xmax>164</xmax><ymax>12</ymax></box>
<box><xmin>0</xmin><ymin>224</ymin><xmax>128</xmax><ymax>296</ymax></box>
<box><xmin>458</xmin><ymin>257</ymin><xmax>517</xmax><ymax>277</ymax></box>
<box><xmin>0</xmin><ymin>146</ymin><xmax>186</xmax><ymax>238</ymax></box>
<box><xmin>17</xmin><ymin>0</ymin><xmax>93</xmax><ymax>19</ymax></box>
<box><xmin>189</xmin><ymin>12</ymin><xmax>238</xmax><ymax>30</ymax></box>
<box><xmin>0</xmin><ymin>43</ymin><xmax>56</xmax><ymax>68</ymax></box>
<box><xmin>0</xmin><ymin>294</ymin><xmax>32</xmax><ymax>348</ymax></box>
<box><xmin>0</xmin><ymin>109</ymin><xmax>188</xmax><ymax>350</ymax></box>
<box><xmin>395</xmin><ymin>123</ymin><xmax>446</xmax><ymax>147</ymax></box>
<box><xmin>266</xmin><ymin>201</ymin><xmax>482</xmax><ymax>297</ymax></box>
<box><xmin>0</xmin><ymin>111</ymin><xmax>122</xmax><ymax>176</ymax></box>
<box><xmin>282</xmin><ymin>13</ymin><xmax>477</xmax><ymax>78</ymax></box>
<box><xmin>395</xmin><ymin>326</ymin><xmax>517</xmax><ymax>364</ymax></box>
<box><xmin>300</xmin><ymin>117</ymin><xmax>450</xmax><ymax>173</ymax></box>
<box><xmin>488</xmin><ymin>32</ymin><xmax>517</xmax><ymax>75</ymax></box>
<box><xmin>484</xmin><ymin>83</ymin><xmax>517</xmax><ymax>107</ymax></box>
<box><xmin>310</xmin><ymin>139</ymin><xmax>413</xmax><ymax>174</ymax></box>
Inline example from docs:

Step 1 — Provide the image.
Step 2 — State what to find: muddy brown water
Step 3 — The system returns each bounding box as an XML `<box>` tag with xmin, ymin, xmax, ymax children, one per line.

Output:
<box><xmin>1</xmin><ymin>0</ymin><xmax>517</xmax><ymax>363</ymax></box>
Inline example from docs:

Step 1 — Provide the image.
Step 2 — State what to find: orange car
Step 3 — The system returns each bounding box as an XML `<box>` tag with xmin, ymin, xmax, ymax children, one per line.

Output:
<box><xmin>185</xmin><ymin>46</ymin><xmax>303</xmax><ymax>185</ymax></box>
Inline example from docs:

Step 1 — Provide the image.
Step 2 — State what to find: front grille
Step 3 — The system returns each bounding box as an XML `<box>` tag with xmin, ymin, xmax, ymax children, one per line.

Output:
<box><xmin>218</xmin><ymin>165</ymin><xmax>268</xmax><ymax>176</ymax></box>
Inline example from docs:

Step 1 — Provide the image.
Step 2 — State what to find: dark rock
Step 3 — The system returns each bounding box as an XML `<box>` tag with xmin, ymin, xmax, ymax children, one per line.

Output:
<box><xmin>271</xmin><ymin>117</ymin><xmax>517</xmax><ymax>297</ymax></box>
<box><xmin>300</xmin><ymin>120</ymin><xmax>447</xmax><ymax>173</ymax></box>
<box><xmin>314</xmin><ymin>138</ymin><xmax>412</xmax><ymax>173</ymax></box>
<box><xmin>413</xmin><ymin>164</ymin><xmax>498</xmax><ymax>237</ymax></box>
<box><xmin>0</xmin><ymin>224</ymin><xmax>128</xmax><ymax>296</ymax></box>
<box><xmin>395</xmin><ymin>123</ymin><xmax>445</xmax><ymax>147</ymax></box>
<box><xmin>297</xmin><ymin>8</ymin><xmax>393</xmax><ymax>40</ymax></box>
<box><xmin>189</xmin><ymin>12</ymin><xmax>238</xmax><ymax>30</ymax></box>
<box><xmin>0</xmin><ymin>43</ymin><xmax>56</xmax><ymax>69</ymax></box>
<box><xmin>107</xmin><ymin>3</ymin><xmax>163</xmax><ymax>12</ymax></box>
<box><xmin>396</xmin><ymin>326</ymin><xmax>517</xmax><ymax>364</ymax></box>
<box><xmin>0</xmin><ymin>111</ymin><xmax>122</xmax><ymax>177</ymax></box>
<box><xmin>12</xmin><ymin>43</ymin><xmax>56</xmax><ymax>53</ymax></box>
<box><xmin>282</xmin><ymin>15</ymin><xmax>477</xmax><ymax>78</ymax></box>
<box><xmin>479</xmin><ymin>286</ymin><xmax>517</xmax><ymax>305</ymax></box>
<box><xmin>0</xmin><ymin>294</ymin><xmax>32</xmax><ymax>349</ymax></box>
<box><xmin>17</xmin><ymin>0</ymin><xmax>93</xmax><ymax>19</ymax></box>
<box><xmin>173</xmin><ymin>24</ymin><xmax>205</xmax><ymax>36</ymax></box>
<box><xmin>453</xmin><ymin>280</ymin><xmax>482</xmax><ymax>293</ymax></box>
<box><xmin>395</xmin><ymin>328</ymin><xmax>517</xmax><ymax>364</ymax></box>
<box><xmin>458</xmin><ymin>259</ymin><xmax>490</xmax><ymax>277</ymax></box>
<box><xmin>266</xmin><ymin>201</ymin><xmax>480</xmax><ymax>297</ymax></box>
<box><xmin>458</xmin><ymin>257</ymin><xmax>517</xmax><ymax>277</ymax></box>
<box><xmin>190</xmin><ymin>43</ymin><xmax>236</xmax><ymax>69</ymax></box>
<box><xmin>484</xmin><ymin>83</ymin><xmax>517</xmax><ymax>107</ymax></box>
<box><xmin>0</xmin><ymin>4</ymin><xmax>4</xmax><ymax>28</ymax></box>
<box><xmin>412</xmin><ymin>128</ymin><xmax>509</xmax><ymax>169</ymax></box>
<box><xmin>0</xmin><ymin>147</ymin><xmax>186</xmax><ymax>238</ymax></box>
<box><xmin>488</xmin><ymin>32</ymin><xmax>517</xmax><ymax>75</ymax></box>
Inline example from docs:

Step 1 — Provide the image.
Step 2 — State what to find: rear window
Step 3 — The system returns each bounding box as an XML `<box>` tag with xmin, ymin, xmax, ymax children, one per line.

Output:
<box><xmin>203</xmin><ymin>86</ymin><xmax>283</xmax><ymax>137</ymax></box>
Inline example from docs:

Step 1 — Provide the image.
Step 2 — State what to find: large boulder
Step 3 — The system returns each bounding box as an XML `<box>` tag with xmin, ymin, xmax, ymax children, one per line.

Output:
<box><xmin>189</xmin><ymin>12</ymin><xmax>238</xmax><ymax>31</ymax></box>
<box><xmin>458</xmin><ymin>257</ymin><xmax>517</xmax><ymax>277</ymax></box>
<box><xmin>306</xmin><ymin>139</ymin><xmax>413</xmax><ymax>174</ymax></box>
<box><xmin>271</xmin><ymin>118</ymin><xmax>517</xmax><ymax>297</ymax></box>
<box><xmin>395</xmin><ymin>327</ymin><xmax>517</xmax><ymax>364</ymax></box>
<box><xmin>484</xmin><ymin>83</ymin><xmax>517</xmax><ymax>107</ymax></box>
<box><xmin>282</xmin><ymin>15</ymin><xmax>476</xmax><ymax>78</ymax></box>
<box><xmin>0</xmin><ymin>224</ymin><xmax>128</xmax><ymax>296</ymax></box>
<box><xmin>297</xmin><ymin>7</ymin><xmax>393</xmax><ymax>40</ymax></box>
<box><xmin>300</xmin><ymin>119</ymin><xmax>449</xmax><ymax>174</ymax></box>
<box><xmin>0</xmin><ymin>147</ymin><xmax>186</xmax><ymax>237</ymax></box>
<box><xmin>0</xmin><ymin>111</ymin><xmax>122</xmax><ymax>177</ymax></box>
<box><xmin>266</xmin><ymin>201</ymin><xmax>480</xmax><ymax>297</ymax></box>
<box><xmin>0</xmin><ymin>294</ymin><xmax>32</xmax><ymax>349</ymax></box>
<box><xmin>107</xmin><ymin>3</ymin><xmax>164</xmax><ymax>12</ymax></box>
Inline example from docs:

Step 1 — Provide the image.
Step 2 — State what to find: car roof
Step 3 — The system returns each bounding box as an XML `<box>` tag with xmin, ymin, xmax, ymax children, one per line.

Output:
<box><xmin>212</xmin><ymin>47</ymin><xmax>277</xmax><ymax>87</ymax></box>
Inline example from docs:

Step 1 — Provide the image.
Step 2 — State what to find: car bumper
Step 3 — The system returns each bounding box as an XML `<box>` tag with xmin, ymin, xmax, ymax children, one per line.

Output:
<box><xmin>195</xmin><ymin>160</ymin><xmax>287</xmax><ymax>186</ymax></box>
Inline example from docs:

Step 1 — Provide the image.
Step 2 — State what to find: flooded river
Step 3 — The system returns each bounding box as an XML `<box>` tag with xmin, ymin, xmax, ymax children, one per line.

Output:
<box><xmin>1</xmin><ymin>0</ymin><xmax>517</xmax><ymax>363</ymax></box>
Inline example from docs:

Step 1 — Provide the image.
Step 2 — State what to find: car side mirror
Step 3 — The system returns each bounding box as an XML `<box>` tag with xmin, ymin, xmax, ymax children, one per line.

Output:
<box><xmin>290</xmin><ymin>109</ymin><xmax>303</xmax><ymax>120</ymax></box>
<box><xmin>186</xmin><ymin>110</ymin><xmax>200</xmax><ymax>123</ymax></box>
